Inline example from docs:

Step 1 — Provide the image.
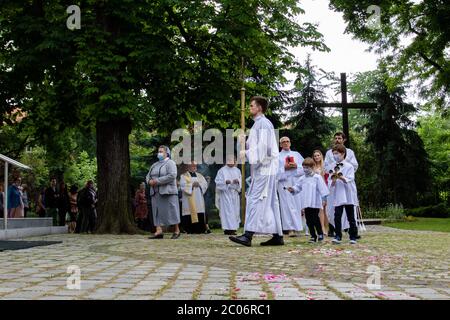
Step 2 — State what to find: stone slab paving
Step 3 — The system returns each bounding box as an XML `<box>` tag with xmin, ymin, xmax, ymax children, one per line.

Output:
<box><xmin>0</xmin><ymin>225</ymin><xmax>448</xmax><ymax>300</ymax></box>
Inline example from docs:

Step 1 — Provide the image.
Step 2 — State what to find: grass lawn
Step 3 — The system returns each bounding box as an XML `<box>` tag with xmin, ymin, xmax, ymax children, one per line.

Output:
<box><xmin>383</xmin><ymin>217</ymin><xmax>450</xmax><ymax>232</ymax></box>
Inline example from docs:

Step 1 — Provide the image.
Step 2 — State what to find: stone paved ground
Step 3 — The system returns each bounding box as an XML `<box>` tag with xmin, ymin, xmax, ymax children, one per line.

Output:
<box><xmin>0</xmin><ymin>226</ymin><xmax>448</xmax><ymax>300</ymax></box>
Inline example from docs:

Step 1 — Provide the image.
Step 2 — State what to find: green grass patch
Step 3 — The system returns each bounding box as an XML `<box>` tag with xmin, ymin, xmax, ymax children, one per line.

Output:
<box><xmin>383</xmin><ymin>217</ymin><xmax>450</xmax><ymax>232</ymax></box>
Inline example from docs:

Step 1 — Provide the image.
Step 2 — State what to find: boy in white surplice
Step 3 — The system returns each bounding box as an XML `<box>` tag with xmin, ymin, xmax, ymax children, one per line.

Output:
<box><xmin>215</xmin><ymin>156</ymin><xmax>242</xmax><ymax>235</ymax></box>
<box><xmin>327</xmin><ymin>144</ymin><xmax>358</xmax><ymax>244</ymax></box>
<box><xmin>288</xmin><ymin>157</ymin><xmax>329</xmax><ymax>243</ymax></box>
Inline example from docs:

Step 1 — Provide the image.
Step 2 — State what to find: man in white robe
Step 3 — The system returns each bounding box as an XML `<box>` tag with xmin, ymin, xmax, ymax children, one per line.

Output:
<box><xmin>277</xmin><ymin>137</ymin><xmax>304</xmax><ymax>236</ymax></box>
<box><xmin>229</xmin><ymin>96</ymin><xmax>283</xmax><ymax>247</ymax></box>
<box><xmin>215</xmin><ymin>156</ymin><xmax>241</xmax><ymax>235</ymax></box>
<box><xmin>180</xmin><ymin>161</ymin><xmax>209</xmax><ymax>234</ymax></box>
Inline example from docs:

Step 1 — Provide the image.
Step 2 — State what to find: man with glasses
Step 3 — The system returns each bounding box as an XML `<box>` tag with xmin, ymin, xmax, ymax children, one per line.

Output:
<box><xmin>277</xmin><ymin>137</ymin><xmax>305</xmax><ymax>237</ymax></box>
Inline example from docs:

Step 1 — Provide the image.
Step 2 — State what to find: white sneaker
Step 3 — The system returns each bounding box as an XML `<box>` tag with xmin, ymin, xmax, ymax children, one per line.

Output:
<box><xmin>349</xmin><ymin>240</ymin><xmax>357</xmax><ymax>244</ymax></box>
<box><xmin>332</xmin><ymin>238</ymin><xmax>341</xmax><ymax>244</ymax></box>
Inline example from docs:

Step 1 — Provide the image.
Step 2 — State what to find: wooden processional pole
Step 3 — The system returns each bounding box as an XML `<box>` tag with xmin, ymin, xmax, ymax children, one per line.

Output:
<box><xmin>240</xmin><ymin>58</ymin><xmax>246</xmax><ymax>224</ymax></box>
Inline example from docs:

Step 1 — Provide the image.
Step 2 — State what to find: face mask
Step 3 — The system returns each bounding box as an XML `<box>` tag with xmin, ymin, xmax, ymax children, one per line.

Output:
<box><xmin>157</xmin><ymin>153</ymin><xmax>164</xmax><ymax>161</ymax></box>
<box><xmin>333</xmin><ymin>154</ymin><xmax>342</xmax><ymax>162</ymax></box>
<box><xmin>303</xmin><ymin>167</ymin><xmax>314</xmax><ymax>176</ymax></box>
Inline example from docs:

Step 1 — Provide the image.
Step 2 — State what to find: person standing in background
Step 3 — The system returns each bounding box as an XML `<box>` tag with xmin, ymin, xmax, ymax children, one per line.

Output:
<box><xmin>45</xmin><ymin>178</ymin><xmax>59</xmax><ymax>226</ymax></box>
<box><xmin>21</xmin><ymin>184</ymin><xmax>30</xmax><ymax>218</ymax></box>
<box><xmin>313</xmin><ymin>150</ymin><xmax>329</xmax><ymax>235</ymax></box>
<box><xmin>135</xmin><ymin>182</ymin><xmax>148</xmax><ymax>230</ymax></box>
<box><xmin>58</xmin><ymin>182</ymin><xmax>70</xmax><ymax>227</ymax></box>
<box><xmin>77</xmin><ymin>180</ymin><xmax>97</xmax><ymax>233</ymax></box>
<box><xmin>180</xmin><ymin>161</ymin><xmax>209</xmax><ymax>234</ymax></box>
<box><xmin>277</xmin><ymin>136</ymin><xmax>304</xmax><ymax>237</ymax></box>
<box><xmin>36</xmin><ymin>187</ymin><xmax>46</xmax><ymax>218</ymax></box>
<box><xmin>215</xmin><ymin>155</ymin><xmax>242</xmax><ymax>235</ymax></box>
<box><xmin>68</xmin><ymin>185</ymin><xmax>79</xmax><ymax>233</ymax></box>
<box><xmin>8</xmin><ymin>177</ymin><xmax>23</xmax><ymax>218</ymax></box>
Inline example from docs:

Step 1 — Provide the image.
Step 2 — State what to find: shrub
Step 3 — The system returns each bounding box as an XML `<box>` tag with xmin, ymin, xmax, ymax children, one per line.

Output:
<box><xmin>404</xmin><ymin>203</ymin><xmax>449</xmax><ymax>218</ymax></box>
<box><xmin>362</xmin><ymin>204</ymin><xmax>405</xmax><ymax>220</ymax></box>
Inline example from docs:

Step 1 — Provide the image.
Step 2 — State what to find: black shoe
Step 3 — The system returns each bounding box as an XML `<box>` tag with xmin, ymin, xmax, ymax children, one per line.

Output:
<box><xmin>230</xmin><ymin>230</ymin><xmax>237</xmax><ymax>235</ymax></box>
<box><xmin>149</xmin><ymin>233</ymin><xmax>164</xmax><ymax>239</ymax></box>
<box><xmin>229</xmin><ymin>235</ymin><xmax>252</xmax><ymax>247</ymax></box>
<box><xmin>318</xmin><ymin>235</ymin><xmax>324</xmax><ymax>242</ymax></box>
<box><xmin>260</xmin><ymin>236</ymin><xmax>284</xmax><ymax>246</ymax></box>
<box><xmin>356</xmin><ymin>235</ymin><xmax>361</xmax><ymax>239</ymax></box>
<box><xmin>171</xmin><ymin>233</ymin><xmax>180</xmax><ymax>239</ymax></box>
<box><xmin>309</xmin><ymin>237</ymin><xmax>317</xmax><ymax>243</ymax></box>
<box><xmin>205</xmin><ymin>229</ymin><xmax>212</xmax><ymax>234</ymax></box>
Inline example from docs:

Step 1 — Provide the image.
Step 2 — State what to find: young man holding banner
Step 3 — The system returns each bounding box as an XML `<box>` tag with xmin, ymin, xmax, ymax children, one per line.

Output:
<box><xmin>229</xmin><ymin>96</ymin><xmax>283</xmax><ymax>247</ymax></box>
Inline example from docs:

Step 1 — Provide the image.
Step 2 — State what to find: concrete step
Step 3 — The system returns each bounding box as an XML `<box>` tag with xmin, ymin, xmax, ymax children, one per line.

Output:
<box><xmin>0</xmin><ymin>226</ymin><xmax>68</xmax><ymax>240</ymax></box>
<box><xmin>0</xmin><ymin>218</ymin><xmax>53</xmax><ymax>229</ymax></box>
<box><xmin>359</xmin><ymin>219</ymin><xmax>384</xmax><ymax>225</ymax></box>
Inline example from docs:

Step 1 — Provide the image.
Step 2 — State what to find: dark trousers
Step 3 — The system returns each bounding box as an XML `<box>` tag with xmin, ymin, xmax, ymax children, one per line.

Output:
<box><xmin>334</xmin><ymin>205</ymin><xmax>357</xmax><ymax>240</ymax></box>
<box><xmin>181</xmin><ymin>212</ymin><xmax>207</xmax><ymax>234</ymax></box>
<box><xmin>58</xmin><ymin>209</ymin><xmax>67</xmax><ymax>226</ymax></box>
<box><xmin>77</xmin><ymin>207</ymin><xmax>96</xmax><ymax>233</ymax></box>
<box><xmin>305</xmin><ymin>207</ymin><xmax>323</xmax><ymax>239</ymax></box>
<box><xmin>46</xmin><ymin>208</ymin><xmax>58</xmax><ymax>226</ymax></box>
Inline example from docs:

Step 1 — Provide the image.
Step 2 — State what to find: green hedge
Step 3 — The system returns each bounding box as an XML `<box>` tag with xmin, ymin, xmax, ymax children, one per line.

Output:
<box><xmin>404</xmin><ymin>203</ymin><xmax>449</xmax><ymax>218</ymax></box>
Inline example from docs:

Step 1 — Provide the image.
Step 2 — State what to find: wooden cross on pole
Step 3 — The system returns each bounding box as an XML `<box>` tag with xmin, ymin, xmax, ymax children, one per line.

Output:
<box><xmin>316</xmin><ymin>73</ymin><xmax>377</xmax><ymax>148</ymax></box>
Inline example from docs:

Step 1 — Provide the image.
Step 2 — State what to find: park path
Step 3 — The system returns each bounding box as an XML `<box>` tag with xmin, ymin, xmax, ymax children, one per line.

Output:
<box><xmin>0</xmin><ymin>226</ymin><xmax>448</xmax><ymax>300</ymax></box>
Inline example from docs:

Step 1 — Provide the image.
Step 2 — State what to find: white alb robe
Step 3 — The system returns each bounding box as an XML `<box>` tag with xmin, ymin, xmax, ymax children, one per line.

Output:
<box><xmin>326</xmin><ymin>161</ymin><xmax>358</xmax><ymax>229</ymax></box>
<box><xmin>277</xmin><ymin>149</ymin><xmax>304</xmax><ymax>231</ymax></box>
<box><xmin>244</xmin><ymin>114</ymin><xmax>283</xmax><ymax>235</ymax></box>
<box><xmin>215</xmin><ymin>166</ymin><xmax>242</xmax><ymax>230</ymax></box>
<box><xmin>180</xmin><ymin>172</ymin><xmax>208</xmax><ymax>216</ymax></box>
<box><xmin>292</xmin><ymin>173</ymin><xmax>329</xmax><ymax>210</ymax></box>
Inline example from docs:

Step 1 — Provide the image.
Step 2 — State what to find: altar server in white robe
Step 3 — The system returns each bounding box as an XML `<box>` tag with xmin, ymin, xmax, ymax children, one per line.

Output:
<box><xmin>229</xmin><ymin>96</ymin><xmax>283</xmax><ymax>247</ymax></box>
<box><xmin>215</xmin><ymin>156</ymin><xmax>242</xmax><ymax>235</ymax></box>
<box><xmin>288</xmin><ymin>157</ymin><xmax>329</xmax><ymax>243</ymax></box>
<box><xmin>324</xmin><ymin>132</ymin><xmax>360</xmax><ymax>238</ymax></box>
<box><xmin>277</xmin><ymin>136</ymin><xmax>304</xmax><ymax>236</ymax></box>
<box><xmin>180</xmin><ymin>161</ymin><xmax>209</xmax><ymax>234</ymax></box>
<box><xmin>327</xmin><ymin>144</ymin><xmax>358</xmax><ymax>244</ymax></box>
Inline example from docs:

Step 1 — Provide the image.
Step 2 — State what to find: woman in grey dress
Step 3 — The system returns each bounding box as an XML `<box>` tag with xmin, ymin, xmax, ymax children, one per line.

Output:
<box><xmin>146</xmin><ymin>145</ymin><xmax>181</xmax><ymax>239</ymax></box>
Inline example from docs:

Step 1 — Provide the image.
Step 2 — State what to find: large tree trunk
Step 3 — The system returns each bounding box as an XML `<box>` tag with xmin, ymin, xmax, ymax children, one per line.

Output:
<box><xmin>95</xmin><ymin>117</ymin><xmax>137</xmax><ymax>234</ymax></box>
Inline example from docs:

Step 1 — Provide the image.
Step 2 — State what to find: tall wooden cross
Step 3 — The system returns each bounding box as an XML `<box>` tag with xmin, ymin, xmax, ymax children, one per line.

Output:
<box><xmin>316</xmin><ymin>73</ymin><xmax>377</xmax><ymax>148</ymax></box>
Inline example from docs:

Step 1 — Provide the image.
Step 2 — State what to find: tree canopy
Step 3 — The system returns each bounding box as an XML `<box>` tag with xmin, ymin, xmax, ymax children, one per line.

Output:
<box><xmin>329</xmin><ymin>0</ymin><xmax>450</xmax><ymax>113</ymax></box>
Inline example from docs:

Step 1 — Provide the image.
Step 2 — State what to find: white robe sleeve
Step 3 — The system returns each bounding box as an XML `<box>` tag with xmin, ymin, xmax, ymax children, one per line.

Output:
<box><xmin>342</xmin><ymin>165</ymin><xmax>355</xmax><ymax>183</ymax></box>
<box><xmin>231</xmin><ymin>169</ymin><xmax>242</xmax><ymax>192</ymax></box>
<box><xmin>316</xmin><ymin>175</ymin><xmax>329</xmax><ymax>198</ymax></box>
<box><xmin>291</xmin><ymin>179</ymin><xmax>303</xmax><ymax>195</ymax></box>
<box><xmin>215</xmin><ymin>169</ymin><xmax>227</xmax><ymax>191</ymax></box>
<box><xmin>325</xmin><ymin>150</ymin><xmax>334</xmax><ymax>172</ymax></box>
<box><xmin>346</xmin><ymin>149</ymin><xmax>359</xmax><ymax>172</ymax></box>
<box><xmin>198</xmin><ymin>174</ymin><xmax>208</xmax><ymax>195</ymax></box>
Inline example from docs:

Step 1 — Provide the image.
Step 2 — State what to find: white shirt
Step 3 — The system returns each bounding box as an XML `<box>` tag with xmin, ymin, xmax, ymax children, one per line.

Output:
<box><xmin>292</xmin><ymin>173</ymin><xmax>329</xmax><ymax>209</ymax></box>
<box><xmin>327</xmin><ymin>161</ymin><xmax>358</xmax><ymax>206</ymax></box>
